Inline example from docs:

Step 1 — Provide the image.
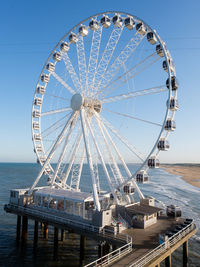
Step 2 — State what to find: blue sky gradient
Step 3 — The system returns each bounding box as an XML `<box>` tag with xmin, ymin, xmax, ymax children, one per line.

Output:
<box><xmin>1</xmin><ymin>0</ymin><xmax>200</xmax><ymax>163</ymax></box>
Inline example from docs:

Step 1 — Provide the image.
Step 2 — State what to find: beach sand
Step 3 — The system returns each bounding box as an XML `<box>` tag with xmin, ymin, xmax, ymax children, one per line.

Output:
<box><xmin>161</xmin><ymin>164</ymin><xmax>200</xmax><ymax>189</ymax></box>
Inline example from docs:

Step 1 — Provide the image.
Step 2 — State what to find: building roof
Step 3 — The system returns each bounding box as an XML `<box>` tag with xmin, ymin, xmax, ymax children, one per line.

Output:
<box><xmin>34</xmin><ymin>187</ymin><xmax>93</xmax><ymax>202</ymax></box>
<box><xmin>126</xmin><ymin>204</ymin><xmax>162</xmax><ymax>216</ymax></box>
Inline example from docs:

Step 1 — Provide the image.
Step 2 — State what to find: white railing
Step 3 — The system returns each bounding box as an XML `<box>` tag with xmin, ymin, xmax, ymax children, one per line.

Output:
<box><xmin>129</xmin><ymin>222</ymin><xmax>196</xmax><ymax>267</ymax></box>
<box><xmin>84</xmin><ymin>236</ymin><xmax>132</xmax><ymax>267</ymax></box>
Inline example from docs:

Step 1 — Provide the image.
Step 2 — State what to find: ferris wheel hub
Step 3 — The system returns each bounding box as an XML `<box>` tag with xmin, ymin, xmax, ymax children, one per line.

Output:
<box><xmin>71</xmin><ymin>93</ymin><xmax>84</xmax><ymax>111</ymax></box>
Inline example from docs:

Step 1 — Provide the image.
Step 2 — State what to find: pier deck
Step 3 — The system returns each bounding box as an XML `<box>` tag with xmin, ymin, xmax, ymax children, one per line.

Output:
<box><xmin>111</xmin><ymin>215</ymin><xmax>195</xmax><ymax>266</ymax></box>
<box><xmin>85</xmin><ymin>216</ymin><xmax>197</xmax><ymax>267</ymax></box>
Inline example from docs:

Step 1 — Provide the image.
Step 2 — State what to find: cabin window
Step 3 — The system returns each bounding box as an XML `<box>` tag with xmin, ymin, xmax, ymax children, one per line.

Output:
<box><xmin>74</xmin><ymin>202</ymin><xmax>83</xmax><ymax>216</ymax></box>
<box><xmin>58</xmin><ymin>200</ymin><xmax>64</xmax><ymax>211</ymax></box>
<box><xmin>49</xmin><ymin>198</ymin><xmax>57</xmax><ymax>209</ymax></box>
<box><xmin>42</xmin><ymin>197</ymin><xmax>48</xmax><ymax>207</ymax></box>
<box><xmin>11</xmin><ymin>191</ymin><xmax>16</xmax><ymax>198</ymax></box>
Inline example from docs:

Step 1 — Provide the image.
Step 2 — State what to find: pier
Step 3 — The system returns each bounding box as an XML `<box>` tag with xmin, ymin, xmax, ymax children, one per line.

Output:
<box><xmin>4</xmin><ymin>199</ymin><xmax>197</xmax><ymax>267</ymax></box>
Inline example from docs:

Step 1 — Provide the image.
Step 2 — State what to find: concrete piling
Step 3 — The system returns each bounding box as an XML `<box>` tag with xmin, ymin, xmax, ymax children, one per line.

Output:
<box><xmin>183</xmin><ymin>241</ymin><xmax>188</xmax><ymax>267</ymax></box>
<box><xmin>61</xmin><ymin>229</ymin><xmax>65</xmax><ymax>241</ymax></box>
<box><xmin>34</xmin><ymin>220</ymin><xmax>38</xmax><ymax>246</ymax></box>
<box><xmin>54</xmin><ymin>227</ymin><xmax>59</xmax><ymax>259</ymax></box>
<box><xmin>16</xmin><ymin>215</ymin><xmax>21</xmax><ymax>243</ymax></box>
<box><xmin>43</xmin><ymin>222</ymin><xmax>48</xmax><ymax>239</ymax></box>
<box><xmin>21</xmin><ymin>216</ymin><xmax>28</xmax><ymax>243</ymax></box>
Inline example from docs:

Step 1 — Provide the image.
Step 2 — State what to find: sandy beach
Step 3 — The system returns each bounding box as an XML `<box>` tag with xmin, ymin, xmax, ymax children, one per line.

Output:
<box><xmin>161</xmin><ymin>164</ymin><xmax>200</xmax><ymax>189</ymax></box>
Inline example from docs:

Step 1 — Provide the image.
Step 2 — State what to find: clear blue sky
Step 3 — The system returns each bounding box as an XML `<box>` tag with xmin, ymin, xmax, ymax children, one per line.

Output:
<box><xmin>1</xmin><ymin>0</ymin><xmax>200</xmax><ymax>163</ymax></box>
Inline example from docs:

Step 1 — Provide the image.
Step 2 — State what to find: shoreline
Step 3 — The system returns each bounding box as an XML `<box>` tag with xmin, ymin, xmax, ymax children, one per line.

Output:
<box><xmin>161</xmin><ymin>164</ymin><xmax>200</xmax><ymax>189</ymax></box>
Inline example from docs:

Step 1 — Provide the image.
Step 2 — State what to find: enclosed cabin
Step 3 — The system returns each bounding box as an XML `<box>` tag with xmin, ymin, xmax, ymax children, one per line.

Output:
<box><xmin>112</xmin><ymin>14</ymin><xmax>123</xmax><ymax>28</ymax></box>
<box><xmin>46</xmin><ymin>62</ymin><xmax>55</xmax><ymax>72</ymax></box>
<box><xmin>162</xmin><ymin>58</ymin><xmax>175</xmax><ymax>73</ymax></box>
<box><xmin>32</xmin><ymin>187</ymin><xmax>112</xmax><ymax>227</ymax></box>
<box><xmin>136</xmin><ymin>22</ymin><xmax>146</xmax><ymax>35</ymax></box>
<box><xmin>37</xmin><ymin>86</ymin><xmax>45</xmax><ymax>95</ymax></box>
<box><xmin>167</xmin><ymin>97</ymin><xmax>179</xmax><ymax>111</ymax></box>
<box><xmin>157</xmin><ymin>138</ymin><xmax>170</xmax><ymax>151</ymax></box>
<box><xmin>33</xmin><ymin>110</ymin><xmax>40</xmax><ymax>118</ymax></box>
<box><xmin>123</xmin><ymin>183</ymin><xmax>135</xmax><ymax>195</ymax></box>
<box><xmin>34</xmin><ymin>97</ymin><xmax>42</xmax><ymax>106</ymax></box>
<box><xmin>60</xmin><ymin>41</ymin><xmax>69</xmax><ymax>53</ymax></box>
<box><xmin>53</xmin><ymin>52</ymin><xmax>61</xmax><ymax>62</ymax></box>
<box><xmin>34</xmin><ymin>145</ymin><xmax>43</xmax><ymax>153</ymax></box>
<box><xmin>37</xmin><ymin>156</ymin><xmax>46</xmax><ymax>164</ymax></box>
<box><xmin>125</xmin><ymin>202</ymin><xmax>162</xmax><ymax>229</ymax></box>
<box><xmin>166</xmin><ymin>204</ymin><xmax>181</xmax><ymax>218</ymax></box>
<box><xmin>156</xmin><ymin>44</ymin><xmax>164</xmax><ymax>57</ymax></box>
<box><xmin>165</xmin><ymin>119</ymin><xmax>176</xmax><ymax>131</ymax></box>
<box><xmin>10</xmin><ymin>188</ymin><xmax>33</xmax><ymax>206</ymax></box>
<box><xmin>69</xmin><ymin>32</ymin><xmax>78</xmax><ymax>44</ymax></box>
<box><xmin>148</xmin><ymin>156</ymin><xmax>160</xmax><ymax>168</ymax></box>
<box><xmin>124</xmin><ymin>16</ymin><xmax>135</xmax><ymax>30</ymax></box>
<box><xmin>33</xmin><ymin>122</ymin><xmax>40</xmax><ymax>130</ymax></box>
<box><xmin>33</xmin><ymin>187</ymin><xmax>93</xmax><ymax>219</ymax></box>
<box><xmin>34</xmin><ymin>134</ymin><xmax>41</xmax><ymax>141</ymax></box>
<box><xmin>147</xmin><ymin>32</ymin><xmax>157</xmax><ymax>45</ymax></box>
<box><xmin>79</xmin><ymin>25</ymin><xmax>88</xmax><ymax>37</ymax></box>
<box><xmin>41</xmin><ymin>74</ymin><xmax>49</xmax><ymax>83</ymax></box>
<box><xmin>100</xmin><ymin>15</ymin><xmax>111</xmax><ymax>28</ymax></box>
<box><xmin>166</xmin><ymin>76</ymin><xmax>179</xmax><ymax>91</ymax></box>
<box><xmin>136</xmin><ymin>170</ymin><xmax>149</xmax><ymax>183</ymax></box>
<box><xmin>89</xmin><ymin>19</ymin><xmax>99</xmax><ymax>31</ymax></box>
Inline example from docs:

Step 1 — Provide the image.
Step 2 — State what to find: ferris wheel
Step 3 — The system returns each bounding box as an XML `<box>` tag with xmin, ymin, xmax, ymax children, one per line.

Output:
<box><xmin>30</xmin><ymin>12</ymin><xmax>178</xmax><ymax>211</ymax></box>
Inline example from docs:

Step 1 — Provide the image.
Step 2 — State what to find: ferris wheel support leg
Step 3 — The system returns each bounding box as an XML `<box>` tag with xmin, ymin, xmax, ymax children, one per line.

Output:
<box><xmin>29</xmin><ymin>112</ymin><xmax>76</xmax><ymax>194</ymax></box>
<box><xmin>62</xmin><ymin>132</ymin><xmax>83</xmax><ymax>186</ymax></box>
<box><xmin>85</xmin><ymin>115</ymin><xmax>119</xmax><ymax>205</ymax></box>
<box><xmin>51</xmin><ymin>114</ymin><xmax>78</xmax><ymax>187</ymax></box>
<box><xmin>96</xmin><ymin>114</ymin><xmax>144</xmax><ymax>200</ymax></box>
<box><xmin>70</xmin><ymin>147</ymin><xmax>85</xmax><ymax>190</ymax></box>
<box><xmin>80</xmin><ymin>109</ymin><xmax>101</xmax><ymax>212</ymax></box>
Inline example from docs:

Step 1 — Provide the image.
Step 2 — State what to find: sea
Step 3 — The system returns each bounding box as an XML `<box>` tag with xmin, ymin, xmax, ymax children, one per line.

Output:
<box><xmin>0</xmin><ymin>163</ymin><xmax>199</xmax><ymax>267</ymax></box>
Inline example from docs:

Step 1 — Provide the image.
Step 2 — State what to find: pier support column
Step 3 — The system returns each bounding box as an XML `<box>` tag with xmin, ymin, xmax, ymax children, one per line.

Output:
<box><xmin>80</xmin><ymin>235</ymin><xmax>86</xmax><ymax>266</ymax></box>
<box><xmin>61</xmin><ymin>229</ymin><xmax>65</xmax><ymax>241</ymax></box>
<box><xmin>183</xmin><ymin>241</ymin><xmax>188</xmax><ymax>267</ymax></box>
<box><xmin>165</xmin><ymin>255</ymin><xmax>171</xmax><ymax>267</ymax></box>
<box><xmin>104</xmin><ymin>242</ymin><xmax>111</xmax><ymax>255</ymax></box>
<box><xmin>43</xmin><ymin>222</ymin><xmax>48</xmax><ymax>239</ymax></box>
<box><xmin>34</xmin><ymin>220</ymin><xmax>38</xmax><ymax>246</ymax></box>
<box><xmin>16</xmin><ymin>215</ymin><xmax>21</xmax><ymax>243</ymax></box>
<box><xmin>54</xmin><ymin>227</ymin><xmax>58</xmax><ymax>259</ymax></box>
<box><xmin>21</xmin><ymin>216</ymin><xmax>28</xmax><ymax>243</ymax></box>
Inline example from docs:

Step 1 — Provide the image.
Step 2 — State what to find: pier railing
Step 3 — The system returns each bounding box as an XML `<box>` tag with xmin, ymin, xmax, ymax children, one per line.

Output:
<box><xmin>5</xmin><ymin>203</ymin><xmax>131</xmax><ymax>245</ymax></box>
<box><xmin>84</xmin><ymin>235</ymin><xmax>132</xmax><ymax>267</ymax></box>
<box><xmin>129</xmin><ymin>222</ymin><xmax>196</xmax><ymax>267</ymax></box>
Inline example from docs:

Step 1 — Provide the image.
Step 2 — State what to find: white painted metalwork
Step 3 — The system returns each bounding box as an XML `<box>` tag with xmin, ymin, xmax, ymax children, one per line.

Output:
<box><xmin>31</xmin><ymin>11</ymin><xmax>178</xmax><ymax>210</ymax></box>
<box><xmin>76</xmin><ymin>35</ymin><xmax>88</xmax><ymax>94</ymax></box>
<box><xmin>80</xmin><ymin>109</ymin><xmax>101</xmax><ymax>211</ymax></box>
<box><xmin>51</xmin><ymin>72</ymin><xmax>75</xmax><ymax>95</ymax></box>
<box><xmin>87</xmin><ymin>25</ymin><xmax>102</xmax><ymax>96</ymax></box>
<box><xmin>102</xmin><ymin>86</ymin><xmax>167</xmax><ymax>104</ymax></box>
<box><xmin>62</xmin><ymin>52</ymin><xmax>82</xmax><ymax>92</ymax></box>
<box><xmin>92</xmin><ymin>25</ymin><xmax>124</xmax><ymax>93</ymax></box>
